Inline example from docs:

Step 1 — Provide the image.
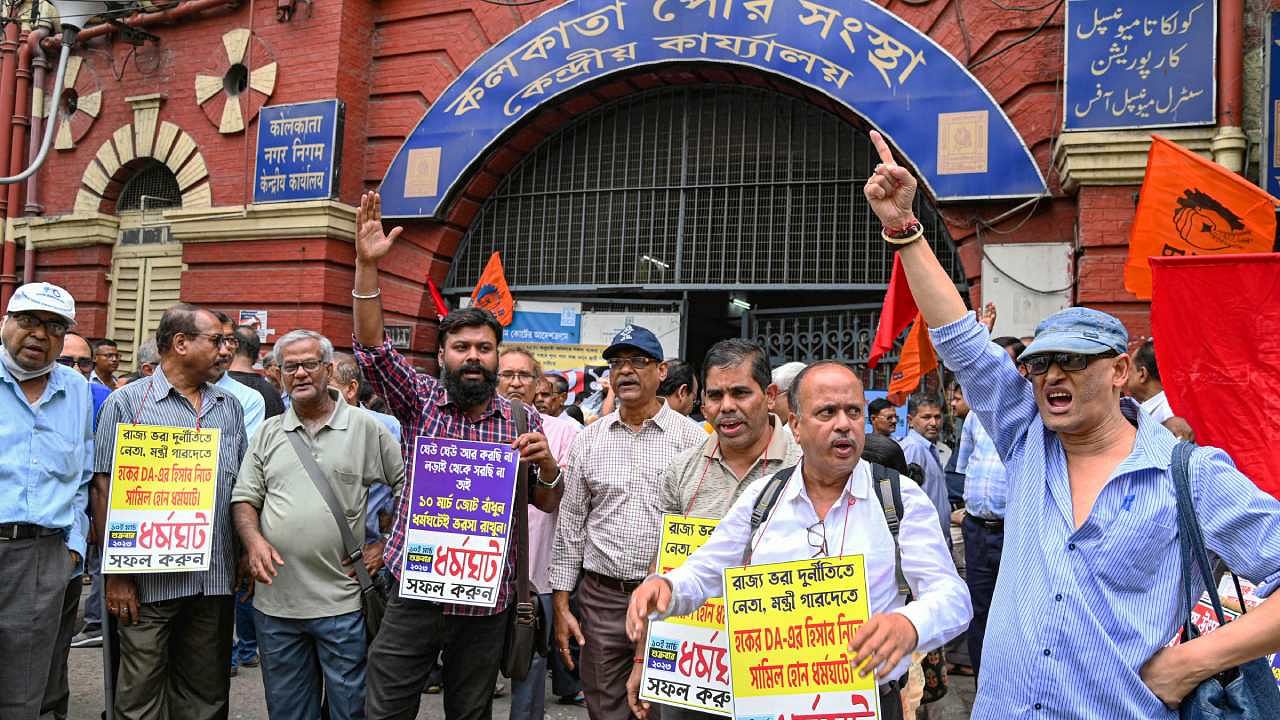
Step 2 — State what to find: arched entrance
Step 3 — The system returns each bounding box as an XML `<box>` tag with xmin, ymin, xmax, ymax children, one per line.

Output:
<box><xmin>445</xmin><ymin>83</ymin><xmax>966</xmax><ymax>387</ymax></box>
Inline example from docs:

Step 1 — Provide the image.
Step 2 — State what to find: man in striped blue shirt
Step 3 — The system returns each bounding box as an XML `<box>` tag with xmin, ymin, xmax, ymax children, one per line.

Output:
<box><xmin>863</xmin><ymin>130</ymin><xmax>1280</xmax><ymax>718</ymax></box>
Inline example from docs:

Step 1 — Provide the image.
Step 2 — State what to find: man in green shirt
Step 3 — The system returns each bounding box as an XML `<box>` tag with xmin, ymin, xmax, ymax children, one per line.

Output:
<box><xmin>232</xmin><ymin>329</ymin><xmax>404</xmax><ymax>720</ymax></box>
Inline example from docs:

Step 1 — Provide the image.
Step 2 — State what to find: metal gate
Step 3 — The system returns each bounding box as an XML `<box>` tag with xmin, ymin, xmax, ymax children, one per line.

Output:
<box><xmin>748</xmin><ymin>303</ymin><xmax>899</xmax><ymax>390</ymax></box>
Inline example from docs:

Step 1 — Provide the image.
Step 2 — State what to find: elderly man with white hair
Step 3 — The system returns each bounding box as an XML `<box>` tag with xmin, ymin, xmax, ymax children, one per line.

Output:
<box><xmin>770</xmin><ymin>360</ymin><xmax>806</xmax><ymax>435</ymax></box>
<box><xmin>232</xmin><ymin>329</ymin><xmax>405</xmax><ymax>720</ymax></box>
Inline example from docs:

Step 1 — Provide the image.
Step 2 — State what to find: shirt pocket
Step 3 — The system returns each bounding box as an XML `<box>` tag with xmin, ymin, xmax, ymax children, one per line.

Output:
<box><xmin>332</xmin><ymin>469</ymin><xmax>364</xmax><ymax>523</ymax></box>
<box><xmin>1101</xmin><ymin>518</ymin><xmax>1178</xmax><ymax>594</ymax></box>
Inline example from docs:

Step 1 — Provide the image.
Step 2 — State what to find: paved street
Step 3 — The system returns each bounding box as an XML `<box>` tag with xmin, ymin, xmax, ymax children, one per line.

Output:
<box><xmin>65</xmin><ymin>584</ymin><xmax>974</xmax><ymax>720</ymax></box>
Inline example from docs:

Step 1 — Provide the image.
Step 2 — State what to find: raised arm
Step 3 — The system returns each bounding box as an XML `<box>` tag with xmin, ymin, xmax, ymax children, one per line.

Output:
<box><xmin>353</xmin><ymin>192</ymin><xmax>405</xmax><ymax>348</ymax></box>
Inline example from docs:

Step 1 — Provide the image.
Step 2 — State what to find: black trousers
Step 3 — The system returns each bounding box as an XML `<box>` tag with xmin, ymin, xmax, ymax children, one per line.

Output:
<box><xmin>961</xmin><ymin>515</ymin><xmax>1004</xmax><ymax>677</ymax></box>
<box><xmin>365</xmin><ymin>585</ymin><xmax>510</xmax><ymax>720</ymax></box>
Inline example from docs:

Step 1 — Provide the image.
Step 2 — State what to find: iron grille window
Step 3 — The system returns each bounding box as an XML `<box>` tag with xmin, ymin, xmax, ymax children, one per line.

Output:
<box><xmin>449</xmin><ymin>84</ymin><xmax>964</xmax><ymax>290</ymax></box>
<box><xmin>116</xmin><ymin>160</ymin><xmax>182</xmax><ymax>213</ymax></box>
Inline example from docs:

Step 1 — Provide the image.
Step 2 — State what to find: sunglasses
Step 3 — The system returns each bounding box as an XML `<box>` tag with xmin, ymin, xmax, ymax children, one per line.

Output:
<box><xmin>57</xmin><ymin>356</ymin><xmax>94</xmax><ymax>371</ymax></box>
<box><xmin>1020</xmin><ymin>351</ymin><xmax>1118</xmax><ymax>376</ymax></box>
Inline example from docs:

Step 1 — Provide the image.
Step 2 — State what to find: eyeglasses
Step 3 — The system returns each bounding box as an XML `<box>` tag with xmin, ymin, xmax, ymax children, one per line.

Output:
<box><xmin>607</xmin><ymin>356</ymin><xmax>656</xmax><ymax>371</ymax></box>
<box><xmin>10</xmin><ymin>313</ymin><xmax>70</xmax><ymax>337</ymax></box>
<box><xmin>498</xmin><ymin>371</ymin><xmax>537</xmax><ymax>382</ymax></box>
<box><xmin>283</xmin><ymin>360</ymin><xmax>325</xmax><ymax>374</ymax></box>
<box><xmin>806</xmin><ymin>520</ymin><xmax>829</xmax><ymax>558</ymax></box>
<box><xmin>57</xmin><ymin>356</ymin><xmax>94</xmax><ymax>371</ymax></box>
<box><xmin>185</xmin><ymin>333</ymin><xmax>237</xmax><ymax>347</ymax></box>
<box><xmin>1019</xmin><ymin>351</ymin><xmax>1118</xmax><ymax>376</ymax></box>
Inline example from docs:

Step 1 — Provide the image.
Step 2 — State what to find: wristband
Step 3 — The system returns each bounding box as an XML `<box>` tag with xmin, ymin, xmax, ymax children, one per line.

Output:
<box><xmin>881</xmin><ymin>225</ymin><xmax>924</xmax><ymax>246</ymax></box>
<box><xmin>537</xmin><ymin>468</ymin><xmax>563</xmax><ymax>489</ymax></box>
<box><xmin>351</xmin><ymin>287</ymin><xmax>382</xmax><ymax>300</ymax></box>
<box><xmin>634</xmin><ymin>657</ymin><xmax>644</xmax><ymax>664</ymax></box>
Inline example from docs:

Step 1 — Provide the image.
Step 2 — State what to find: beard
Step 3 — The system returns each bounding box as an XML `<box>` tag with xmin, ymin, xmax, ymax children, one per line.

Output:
<box><xmin>442</xmin><ymin>361</ymin><xmax>498</xmax><ymax>408</ymax></box>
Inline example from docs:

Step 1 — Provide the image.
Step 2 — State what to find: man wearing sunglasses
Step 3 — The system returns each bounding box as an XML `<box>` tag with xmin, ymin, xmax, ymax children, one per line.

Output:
<box><xmin>861</xmin><ymin>129</ymin><xmax>1280</xmax><ymax>718</ymax></box>
<box><xmin>550</xmin><ymin>324</ymin><xmax>707</xmax><ymax>720</ymax></box>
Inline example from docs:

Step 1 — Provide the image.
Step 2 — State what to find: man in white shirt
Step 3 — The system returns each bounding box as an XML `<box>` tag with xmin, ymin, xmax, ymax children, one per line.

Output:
<box><xmin>625</xmin><ymin>361</ymin><xmax>971</xmax><ymax>720</ymax></box>
<box><xmin>1125</xmin><ymin>339</ymin><xmax>1173</xmax><ymax>423</ymax></box>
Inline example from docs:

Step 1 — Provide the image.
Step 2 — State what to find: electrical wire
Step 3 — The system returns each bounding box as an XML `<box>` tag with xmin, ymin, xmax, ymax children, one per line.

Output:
<box><xmin>967</xmin><ymin>0</ymin><xmax>1064</xmax><ymax>70</ymax></box>
<box><xmin>477</xmin><ymin>0</ymin><xmax>549</xmax><ymax>6</ymax></box>
<box><xmin>986</xmin><ymin>0</ymin><xmax>1061</xmax><ymax>12</ymax></box>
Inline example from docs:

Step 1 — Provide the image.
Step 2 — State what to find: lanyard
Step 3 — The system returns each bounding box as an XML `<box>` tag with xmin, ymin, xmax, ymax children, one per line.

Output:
<box><xmin>132</xmin><ymin>375</ymin><xmax>204</xmax><ymax>431</ymax></box>
<box><xmin>684</xmin><ymin>427</ymin><xmax>773</xmax><ymax>516</ymax></box>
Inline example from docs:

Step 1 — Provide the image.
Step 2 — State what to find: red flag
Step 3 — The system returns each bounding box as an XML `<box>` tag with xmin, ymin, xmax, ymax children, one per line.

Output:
<box><xmin>1151</xmin><ymin>254</ymin><xmax>1280</xmax><ymax>499</ymax></box>
<box><xmin>426</xmin><ymin>277</ymin><xmax>450</xmax><ymax>321</ymax></box>
<box><xmin>1126</xmin><ymin>135</ymin><xmax>1278</xmax><ymax>299</ymax></box>
<box><xmin>869</xmin><ymin>254</ymin><xmax>917</xmax><ymax>369</ymax></box>
<box><xmin>886</xmin><ymin>313</ymin><xmax>936</xmax><ymax>405</ymax></box>
<box><xmin>471</xmin><ymin>252</ymin><xmax>515</xmax><ymax>327</ymax></box>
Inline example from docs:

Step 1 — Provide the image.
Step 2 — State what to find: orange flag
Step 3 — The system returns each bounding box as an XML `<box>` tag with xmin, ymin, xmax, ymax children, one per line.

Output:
<box><xmin>471</xmin><ymin>252</ymin><xmax>515</xmax><ymax>327</ymax></box>
<box><xmin>887</xmin><ymin>313</ymin><xmax>937</xmax><ymax>405</ymax></box>
<box><xmin>1125</xmin><ymin>135</ymin><xmax>1279</xmax><ymax>299</ymax></box>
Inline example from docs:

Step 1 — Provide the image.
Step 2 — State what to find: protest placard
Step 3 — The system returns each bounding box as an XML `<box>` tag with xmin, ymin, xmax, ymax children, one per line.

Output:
<box><xmin>103</xmin><ymin>424</ymin><xmax>220</xmax><ymax>574</ymax></box>
<box><xmin>399</xmin><ymin>438</ymin><xmax>519</xmax><ymax>607</ymax></box>
<box><xmin>640</xmin><ymin>514</ymin><xmax>732</xmax><ymax>716</ymax></box>
<box><xmin>724</xmin><ymin>556</ymin><xmax>878</xmax><ymax>720</ymax></box>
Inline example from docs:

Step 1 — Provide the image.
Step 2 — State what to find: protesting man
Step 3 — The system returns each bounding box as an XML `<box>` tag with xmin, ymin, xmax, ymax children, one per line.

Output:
<box><xmin>626</xmin><ymin>360</ymin><xmax>971</xmax><ymax>720</ymax></box>
<box><xmin>551</xmin><ymin>324</ymin><xmax>706</xmax><ymax>720</ymax></box>
<box><xmin>769</xmin><ymin>361</ymin><xmax>805</xmax><ymax>431</ymax></box>
<box><xmin>93</xmin><ymin>303</ymin><xmax>248</xmax><ymax>719</ymax></box>
<box><xmin>1126</xmin><ymin>339</ymin><xmax>1173</xmax><ymax>423</ymax></box>
<box><xmin>628</xmin><ymin>338</ymin><xmax>801</xmax><ymax>718</ymax></box>
<box><xmin>351</xmin><ymin>191</ymin><xmax>563</xmax><ymax>720</ymax></box>
<box><xmin>868</xmin><ymin>398</ymin><xmax>899</xmax><ymax>439</ymax></box>
<box><xmin>862</xmin><ymin>128</ymin><xmax>1280</xmax><ymax>717</ymax></box>
<box><xmin>233</xmin><ymin>330</ymin><xmax>405</xmax><ymax>720</ymax></box>
<box><xmin>898</xmin><ymin>396</ymin><xmax>952</xmax><ymax>539</ymax></box>
<box><xmin>211</xmin><ymin>312</ymin><xmax>266</xmax><ymax>441</ymax></box>
<box><xmin>535</xmin><ymin>373</ymin><xmax>578</xmax><ymax>425</ymax></box>
<box><xmin>657</xmin><ymin>360</ymin><xmax>699</xmax><ymax>417</ymax></box>
<box><xmin>0</xmin><ymin>283</ymin><xmax>92</xmax><ymax>718</ymax></box>
<box><xmin>92</xmin><ymin>338</ymin><xmax>120</xmax><ymax>387</ymax></box>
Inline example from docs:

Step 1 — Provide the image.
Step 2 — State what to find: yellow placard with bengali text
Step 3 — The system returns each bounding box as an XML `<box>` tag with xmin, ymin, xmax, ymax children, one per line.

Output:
<box><xmin>724</xmin><ymin>556</ymin><xmax>879</xmax><ymax>718</ymax></box>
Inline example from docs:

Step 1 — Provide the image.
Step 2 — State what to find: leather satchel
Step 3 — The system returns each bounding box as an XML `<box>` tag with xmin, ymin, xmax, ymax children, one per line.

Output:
<box><xmin>286</xmin><ymin>429</ymin><xmax>387</xmax><ymax>644</ymax></box>
<box><xmin>500</xmin><ymin>398</ymin><xmax>547</xmax><ymax>681</ymax></box>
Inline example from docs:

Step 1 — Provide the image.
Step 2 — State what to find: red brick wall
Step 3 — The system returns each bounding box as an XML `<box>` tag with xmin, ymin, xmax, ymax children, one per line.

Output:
<box><xmin>20</xmin><ymin>244</ymin><xmax>113</xmax><ymax>337</ymax></box>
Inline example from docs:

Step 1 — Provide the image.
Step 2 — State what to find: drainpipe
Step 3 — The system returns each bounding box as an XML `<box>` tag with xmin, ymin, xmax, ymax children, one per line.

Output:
<box><xmin>0</xmin><ymin>20</ymin><xmax>22</xmax><ymax>307</ymax></box>
<box><xmin>8</xmin><ymin>29</ymin><xmax>34</xmax><ymax>284</ymax></box>
<box><xmin>44</xmin><ymin>0</ymin><xmax>243</xmax><ymax>50</ymax></box>
<box><xmin>22</xmin><ymin>27</ymin><xmax>49</xmax><ymax>284</ymax></box>
<box><xmin>1211</xmin><ymin>0</ymin><xmax>1247</xmax><ymax>172</ymax></box>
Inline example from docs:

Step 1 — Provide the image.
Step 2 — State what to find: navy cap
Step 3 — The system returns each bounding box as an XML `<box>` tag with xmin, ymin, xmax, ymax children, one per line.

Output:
<box><xmin>602</xmin><ymin>324</ymin><xmax>664</xmax><ymax>362</ymax></box>
<box><xmin>1018</xmin><ymin>307</ymin><xmax>1129</xmax><ymax>361</ymax></box>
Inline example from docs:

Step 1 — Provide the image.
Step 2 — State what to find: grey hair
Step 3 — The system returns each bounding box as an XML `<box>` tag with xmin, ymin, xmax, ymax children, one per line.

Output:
<box><xmin>136</xmin><ymin>337</ymin><xmax>159</xmax><ymax>367</ymax></box>
<box><xmin>271</xmin><ymin>329</ymin><xmax>334</xmax><ymax>366</ymax></box>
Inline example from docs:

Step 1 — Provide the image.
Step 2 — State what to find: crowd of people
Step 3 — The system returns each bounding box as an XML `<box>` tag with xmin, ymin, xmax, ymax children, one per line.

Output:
<box><xmin>3</xmin><ymin>137</ymin><xmax>1280</xmax><ymax>720</ymax></box>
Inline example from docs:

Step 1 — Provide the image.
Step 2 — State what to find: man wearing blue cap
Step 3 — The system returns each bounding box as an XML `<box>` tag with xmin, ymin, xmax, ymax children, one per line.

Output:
<box><xmin>863</xmin><ymin>129</ymin><xmax>1280</xmax><ymax>718</ymax></box>
<box><xmin>550</xmin><ymin>324</ymin><xmax>706</xmax><ymax>720</ymax></box>
<box><xmin>0</xmin><ymin>282</ymin><xmax>92</xmax><ymax>718</ymax></box>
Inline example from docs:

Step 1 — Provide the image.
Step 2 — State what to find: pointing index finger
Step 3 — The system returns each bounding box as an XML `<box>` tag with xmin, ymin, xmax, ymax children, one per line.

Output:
<box><xmin>869</xmin><ymin>130</ymin><xmax>895</xmax><ymax>167</ymax></box>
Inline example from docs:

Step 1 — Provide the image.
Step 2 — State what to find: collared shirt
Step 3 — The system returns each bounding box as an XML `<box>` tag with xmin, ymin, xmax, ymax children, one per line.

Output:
<box><xmin>931</xmin><ymin>312</ymin><xmax>1280</xmax><ymax>719</ymax></box>
<box><xmin>956</xmin><ymin>411</ymin><xmax>1008</xmax><ymax>520</ymax></box>
<box><xmin>216</xmin><ymin>372</ymin><xmax>266</xmax><ymax>440</ymax></box>
<box><xmin>658</xmin><ymin>413</ymin><xmax>801</xmax><ymax>518</ymax></box>
<box><xmin>94</xmin><ymin>366</ymin><xmax>247</xmax><ymax>604</ymax></box>
<box><xmin>529</xmin><ymin>411</ymin><xmax>580</xmax><ymax>594</ymax></box>
<box><xmin>1140</xmin><ymin>390</ymin><xmax>1174</xmax><ymax>423</ymax></box>
<box><xmin>662</xmin><ymin>459</ymin><xmax>971</xmax><ymax>685</ymax></box>
<box><xmin>550</xmin><ymin>401</ymin><xmax>707</xmax><ymax>590</ymax></box>
<box><xmin>898</xmin><ymin>429</ymin><xmax>953</xmax><ymax>539</ymax></box>
<box><xmin>353</xmin><ymin>335</ymin><xmax>545</xmax><ymax>617</ymax></box>
<box><xmin>360</xmin><ymin>407</ymin><xmax>402</xmax><ymax>544</ymax></box>
<box><xmin>0</xmin><ymin>362</ymin><xmax>93</xmax><ymax>565</ymax></box>
<box><xmin>232</xmin><ymin>390</ymin><xmax>404</xmax><ymax>620</ymax></box>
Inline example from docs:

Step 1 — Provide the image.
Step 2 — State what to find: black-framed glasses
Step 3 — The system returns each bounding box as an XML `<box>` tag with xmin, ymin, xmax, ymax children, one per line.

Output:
<box><xmin>1020</xmin><ymin>351</ymin><xmax>1118</xmax><ymax>376</ymax></box>
<box><xmin>282</xmin><ymin>360</ymin><xmax>325</xmax><ymax>374</ymax></box>
<box><xmin>57</xmin><ymin>355</ymin><xmax>94</xmax><ymax>371</ymax></box>
<box><xmin>806</xmin><ymin>520</ymin><xmax>829</xmax><ymax>558</ymax></box>
<box><xmin>498</xmin><ymin>371</ymin><xmax>537</xmax><ymax>382</ymax></box>
<box><xmin>607</xmin><ymin>356</ymin><xmax>656</xmax><ymax>371</ymax></box>
<box><xmin>185</xmin><ymin>333</ymin><xmax>230</xmax><ymax>347</ymax></box>
<box><xmin>10</xmin><ymin>312</ymin><xmax>70</xmax><ymax>337</ymax></box>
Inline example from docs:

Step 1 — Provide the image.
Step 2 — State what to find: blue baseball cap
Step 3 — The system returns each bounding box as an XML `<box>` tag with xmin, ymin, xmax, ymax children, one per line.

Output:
<box><xmin>602</xmin><ymin>324</ymin><xmax>664</xmax><ymax>362</ymax></box>
<box><xmin>1018</xmin><ymin>307</ymin><xmax>1129</xmax><ymax>361</ymax></box>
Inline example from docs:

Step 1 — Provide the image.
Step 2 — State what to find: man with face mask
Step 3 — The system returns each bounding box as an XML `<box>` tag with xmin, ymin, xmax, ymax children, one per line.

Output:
<box><xmin>862</xmin><ymin>129</ymin><xmax>1280</xmax><ymax>717</ymax></box>
<box><xmin>0</xmin><ymin>282</ymin><xmax>93</xmax><ymax>719</ymax></box>
<box><xmin>351</xmin><ymin>192</ymin><xmax>564</xmax><ymax>720</ymax></box>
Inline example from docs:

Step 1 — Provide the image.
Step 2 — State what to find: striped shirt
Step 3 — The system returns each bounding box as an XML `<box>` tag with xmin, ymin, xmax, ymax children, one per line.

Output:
<box><xmin>353</xmin><ymin>335</ymin><xmax>544</xmax><ymax>617</ymax></box>
<box><xmin>550</xmin><ymin>401</ymin><xmax>707</xmax><ymax>590</ymax></box>
<box><xmin>898</xmin><ymin>429</ymin><xmax>953</xmax><ymax>540</ymax></box>
<box><xmin>931</xmin><ymin>312</ymin><xmax>1280</xmax><ymax>719</ymax></box>
<box><xmin>955</xmin><ymin>411</ymin><xmax>1007</xmax><ymax>520</ymax></box>
<box><xmin>94</xmin><ymin>366</ymin><xmax>247</xmax><ymax>604</ymax></box>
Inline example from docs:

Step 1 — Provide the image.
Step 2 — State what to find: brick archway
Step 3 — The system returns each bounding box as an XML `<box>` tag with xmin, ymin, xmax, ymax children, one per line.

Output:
<box><xmin>74</xmin><ymin>114</ymin><xmax>212</xmax><ymax>214</ymax></box>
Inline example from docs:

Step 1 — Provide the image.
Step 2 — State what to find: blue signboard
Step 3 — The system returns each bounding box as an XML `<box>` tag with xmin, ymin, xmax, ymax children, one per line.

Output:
<box><xmin>1265</xmin><ymin>12</ymin><xmax>1280</xmax><ymax>198</ymax></box>
<box><xmin>504</xmin><ymin>307</ymin><xmax>582</xmax><ymax>345</ymax></box>
<box><xmin>864</xmin><ymin>390</ymin><xmax>908</xmax><ymax>440</ymax></box>
<box><xmin>1064</xmin><ymin>0</ymin><xmax>1216</xmax><ymax>131</ymax></box>
<box><xmin>253</xmin><ymin>99</ymin><xmax>344</xmax><ymax>204</ymax></box>
<box><xmin>379</xmin><ymin>0</ymin><xmax>1048</xmax><ymax>218</ymax></box>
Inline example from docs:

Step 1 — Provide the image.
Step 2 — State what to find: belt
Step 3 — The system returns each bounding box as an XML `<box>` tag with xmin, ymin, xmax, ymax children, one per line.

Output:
<box><xmin>584</xmin><ymin>570</ymin><xmax>644</xmax><ymax>594</ymax></box>
<box><xmin>880</xmin><ymin>674</ymin><xmax>908</xmax><ymax>694</ymax></box>
<box><xmin>966</xmin><ymin>513</ymin><xmax>1004</xmax><ymax>531</ymax></box>
<box><xmin>0</xmin><ymin>523</ymin><xmax>61</xmax><ymax>541</ymax></box>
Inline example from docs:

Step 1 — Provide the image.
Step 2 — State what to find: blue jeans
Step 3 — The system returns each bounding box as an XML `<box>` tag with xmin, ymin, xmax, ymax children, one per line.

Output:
<box><xmin>232</xmin><ymin>585</ymin><xmax>258</xmax><ymax>665</ymax></box>
<box><xmin>254</xmin><ymin>609</ymin><xmax>367</xmax><ymax>720</ymax></box>
<box><xmin>509</xmin><ymin>594</ymin><xmax>552</xmax><ymax>720</ymax></box>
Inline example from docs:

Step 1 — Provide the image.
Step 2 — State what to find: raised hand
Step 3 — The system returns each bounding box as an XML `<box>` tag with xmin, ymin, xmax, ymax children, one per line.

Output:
<box><xmin>355</xmin><ymin>191</ymin><xmax>403</xmax><ymax>264</ymax></box>
<box><xmin>863</xmin><ymin>130</ymin><xmax>918</xmax><ymax>229</ymax></box>
<box><xmin>979</xmin><ymin>302</ymin><xmax>997</xmax><ymax>332</ymax></box>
